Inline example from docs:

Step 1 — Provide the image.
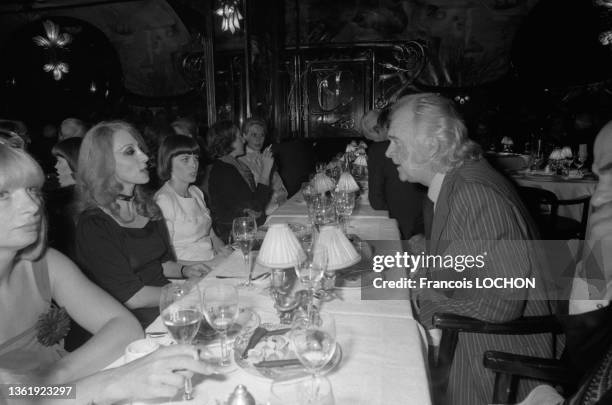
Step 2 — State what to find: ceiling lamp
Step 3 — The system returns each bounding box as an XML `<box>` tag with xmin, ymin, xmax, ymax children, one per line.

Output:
<box><xmin>33</xmin><ymin>20</ymin><xmax>72</xmax><ymax>81</ymax></box>
<box><xmin>43</xmin><ymin>62</ymin><xmax>69</xmax><ymax>81</ymax></box>
<box><xmin>215</xmin><ymin>0</ymin><xmax>243</xmax><ymax>34</ymax></box>
<box><xmin>33</xmin><ymin>20</ymin><xmax>72</xmax><ymax>48</ymax></box>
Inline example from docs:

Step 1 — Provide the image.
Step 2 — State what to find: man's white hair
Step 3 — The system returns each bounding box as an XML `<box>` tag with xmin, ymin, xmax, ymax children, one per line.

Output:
<box><xmin>390</xmin><ymin>93</ymin><xmax>481</xmax><ymax>173</ymax></box>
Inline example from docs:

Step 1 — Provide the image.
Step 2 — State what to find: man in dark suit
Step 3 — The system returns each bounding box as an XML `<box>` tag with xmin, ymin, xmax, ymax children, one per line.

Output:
<box><xmin>386</xmin><ymin>93</ymin><xmax>553</xmax><ymax>404</ymax></box>
<box><xmin>361</xmin><ymin>109</ymin><xmax>426</xmax><ymax>240</ymax></box>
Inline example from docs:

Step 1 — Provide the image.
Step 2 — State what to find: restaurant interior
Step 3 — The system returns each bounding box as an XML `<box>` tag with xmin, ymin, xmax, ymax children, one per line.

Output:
<box><xmin>1</xmin><ymin>1</ymin><xmax>612</xmax><ymax>405</ymax></box>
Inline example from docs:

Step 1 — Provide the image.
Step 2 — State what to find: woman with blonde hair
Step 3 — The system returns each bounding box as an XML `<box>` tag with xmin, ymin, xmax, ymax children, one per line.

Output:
<box><xmin>0</xmin><ymin>141</ymin><xmax>215</xmax><ymax>403</ymax></box>
<box><xmin>74</xmin><ymin>121</ymin><xmax>208</xmax><ymax>327</ymax></box>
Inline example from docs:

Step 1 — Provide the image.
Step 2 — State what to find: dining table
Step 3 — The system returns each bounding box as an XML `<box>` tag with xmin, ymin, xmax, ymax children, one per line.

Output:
<box><xmin>107</xmin><ymin>193</ymin><xmax>432</xmax><ymax>405</ymax></box>
<box><xmin>510</xmin><ymin>172</ymin><xmax>596</xmax><ymax>221</ymax></box>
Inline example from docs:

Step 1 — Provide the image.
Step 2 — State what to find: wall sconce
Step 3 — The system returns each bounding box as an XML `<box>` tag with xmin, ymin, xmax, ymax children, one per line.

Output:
<box><xmin>215</xmin><ymin>0</ymin><xmax>243</xmax><ymax>34</ymax></box>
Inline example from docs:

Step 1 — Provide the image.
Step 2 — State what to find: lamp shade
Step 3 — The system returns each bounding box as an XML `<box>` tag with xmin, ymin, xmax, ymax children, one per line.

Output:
<box><xmin>256</xmin><ymin>223</ymin><xmax>305</xmax><ymax>268</ymax></box>
<box><xmin>353</xmin><ymin>154</ymin><xmax>368</xmax><ymax>166</ymax></box>
<box><xmin>336</xmin><ymin>171</ymin><xmax>360</xmax><ymax>193</ymax></box>
<box><xmin>316</xmin><ymin>225</ymin><xmax>360</xmax><ymax>271</ymax></box>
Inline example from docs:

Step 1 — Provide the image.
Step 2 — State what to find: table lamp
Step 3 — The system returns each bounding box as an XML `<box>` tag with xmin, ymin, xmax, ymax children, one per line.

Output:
<box><xmin>257</xmin><ymin>223</ymin><xmax>306</xmax><ymax>287</ymax></box>
<box><xmin>317</xmin><ymin>225</ymin><xmax>361</xmax><ymax>270</ymax></box>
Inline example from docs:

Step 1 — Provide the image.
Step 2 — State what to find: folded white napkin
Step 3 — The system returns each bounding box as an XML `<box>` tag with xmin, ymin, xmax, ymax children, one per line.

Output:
<box><xmin>212</xmin><ymin>250</ymin><xmax>269</xmax><ymax>278</ymax></box>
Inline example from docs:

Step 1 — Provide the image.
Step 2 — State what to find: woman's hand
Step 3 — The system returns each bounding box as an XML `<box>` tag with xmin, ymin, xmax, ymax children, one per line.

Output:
<box><xmin>215</xmin><ymin>245</ymin><xmax>234</xmax><ymax>257</ymax></box>
<box><xmin>182</xmin><ymin>263</ymin><xmax>212</xmax><ymax>279</ymax></box>
<box><xmin>103</xmin><ymin>345</ymin><xmax>217</xmax><ymax>402</ymax></box>
<box><xmin>261</xmin><ymin>146</ymin><xmax>274</xmax><ymax>175</ymax></box>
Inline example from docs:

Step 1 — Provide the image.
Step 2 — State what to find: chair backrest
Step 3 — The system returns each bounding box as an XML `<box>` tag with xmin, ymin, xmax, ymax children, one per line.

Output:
<box><xmin>518</xmin><ymin>186</ymin><xmax>560</xmax><ymax>230</ymax></box>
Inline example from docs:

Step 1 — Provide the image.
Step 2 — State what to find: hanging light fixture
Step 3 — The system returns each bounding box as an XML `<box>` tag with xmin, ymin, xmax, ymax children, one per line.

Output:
<box><xmin>33</xmin><ymin>20</ymin><xmax>72</xmax><ymax>81</ymax></box>
<box><xmin>43</xmin><ymin>62</ymin><xmax>69</xmax><ymax>81</ymax></box>
<box><xmin>89</xmin><ymin>81</ymin><xmax>97</xmax><ymax>93</ymax></box>
<box><xmin>215</xmin><ymin>0</ymin><xmax>243</xmax><ymax>34</ymax></box>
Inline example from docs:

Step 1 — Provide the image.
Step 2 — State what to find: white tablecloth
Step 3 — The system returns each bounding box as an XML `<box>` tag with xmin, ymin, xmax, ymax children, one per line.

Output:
<box><xmin>108</xmin><ymin>196</ymin><xmax>430</xmax><ymax>405</ymax></box>
<box><xmin>513</xmin><ymin>176</ymin><xmax>596</xmax><ymax>221</ymax></box>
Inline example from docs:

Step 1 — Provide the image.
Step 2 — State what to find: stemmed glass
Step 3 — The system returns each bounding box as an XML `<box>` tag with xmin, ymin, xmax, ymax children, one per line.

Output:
<box><xmin>160</xmin><ymin>281</ymin><xmax>202</xmax><ymax>400</ymax></box>
<box><xmin>333</xmin><ymin>190</ymin><xmax>355</xmax><ymax>235</ymax></box>
<box><xmin>201</xmin><ymin>284</ymin><xmax>239</xmax><ymax>368</ymax></box>
<box><xmin>295</xmin><ymin>243</ymin><xmax>328</xmax><ymax>321</ymax></box>
<box><xmin>290</xmin><ymin>311</ymin><xmax>337</xmax><ymax>403</ymax></box>
<box><xmin>313</xmin><ymin>194</ymin><xmax>336</xmax><ymax>230</ymax></box>
<box><xmin>232</xmin><ymin>216</ymin><xmax>257</xmax><ymax>288</ymax></box>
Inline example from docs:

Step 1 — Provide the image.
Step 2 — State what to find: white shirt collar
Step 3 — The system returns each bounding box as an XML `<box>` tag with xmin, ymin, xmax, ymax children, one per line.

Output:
<box><xmin>427</xmin><ymin>173</ymin><xmax>446</xmax><ymax>211</ymax></box>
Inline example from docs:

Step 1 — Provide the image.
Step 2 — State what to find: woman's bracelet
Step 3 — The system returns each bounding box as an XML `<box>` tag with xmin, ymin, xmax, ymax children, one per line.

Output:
<box><xmin>180</xmin><ymin>265</ymin><xmax>186</xmax><ymax>278</ymax></box>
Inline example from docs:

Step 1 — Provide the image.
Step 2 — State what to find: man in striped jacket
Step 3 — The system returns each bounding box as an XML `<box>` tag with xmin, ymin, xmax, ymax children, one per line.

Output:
<box><xmin>385</xmin><ymin>93</ymin><xmax>553</xmax><ymax>404</ymax></box>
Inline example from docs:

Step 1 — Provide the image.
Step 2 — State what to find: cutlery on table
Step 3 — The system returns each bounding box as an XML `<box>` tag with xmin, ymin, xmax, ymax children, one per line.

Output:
<box><xmin>216</xmin><ymin>272</ymin><xmax>270</xmax><ymax>280</ymax></box>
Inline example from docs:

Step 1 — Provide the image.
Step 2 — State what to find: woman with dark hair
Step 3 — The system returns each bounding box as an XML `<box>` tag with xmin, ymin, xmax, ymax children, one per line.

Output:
<box><xmin>207</xmin><ymin>120</ymin><xmax>273</xmax><ymax>242</ymax></box>
<box><xmin>46</xmin><ymin>137</ymin><xmax>82</xmax><ymax>259</ymax></box>
<box><xmin>74</xmin><ymin>121</ymin><xmax>208</xmax><ymax>327</ymax></box>
<box><xmin>155</xmin><ymin>135</ymin><xmax>229</xmax><ymax>263</ymax></box>
<box><xmin>52</xmin><ymin>137</ymin><xmax>82</xmax><ymax>189</ymax></box>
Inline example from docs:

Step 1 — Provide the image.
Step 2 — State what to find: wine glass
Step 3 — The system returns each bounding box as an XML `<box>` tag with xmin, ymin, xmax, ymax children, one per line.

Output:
<box><xmin>333</xmin><ymin>190</ymin><xmax>355</xmax><ymax>235</ymax></box>
<box><xmin>201</xmin><ymin>284</ymin><xmax>239</xmax><ymax>367</ymax></box>
<box><xmin>313</xmin><ymin>194</ymin><xmax>336</xmax><ymax>230</ymax></box>
<box><xmin>295</xmin><ymin>243</ymin><xmax>328</xmax><ymax>321</ymax></box>
<box><xmin>160</xmin><ymin>281</ymin><xmax>202</xmax><ymax>400</ymax></box>
<box><xmin>232</xmin><ymin>216</ymin><xmax>257</xmax><ymax>288</ymax></box>
<box><xmin>290</xmin><ymin>311</ymin><xmax>337</xmax><ymax>403</ymax></box>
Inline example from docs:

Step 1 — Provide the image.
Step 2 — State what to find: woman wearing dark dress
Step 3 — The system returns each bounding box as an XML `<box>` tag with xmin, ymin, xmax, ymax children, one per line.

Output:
<box><xmin>206</xmin><ymin>120</ymin><xmax>273</xmax><ymax>242</ymax></box>
<box><xmin>74</xmin><ymin>121</ymin><xmax>209</xmax><ymax>327</ymax></box>
<box><xmin>46</xmin><ymin>137</ymin><xmax>81</xmax><ymax>259</ymax></box>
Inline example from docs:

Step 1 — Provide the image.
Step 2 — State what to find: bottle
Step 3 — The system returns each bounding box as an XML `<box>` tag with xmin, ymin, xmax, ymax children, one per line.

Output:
<box><xmin>227</xmin><ymin>385</ymin><xmax>256</xmax><ymax>405</ymax></box>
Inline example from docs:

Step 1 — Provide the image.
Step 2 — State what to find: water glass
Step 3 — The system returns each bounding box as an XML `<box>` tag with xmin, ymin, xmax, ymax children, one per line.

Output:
<box><xmin>291</xmin><ymin>311</ymin><xmax>337</xmax><ymax>374</ymax></box>
<box><xmin>232</xmin><ymin>216</ymin><xmax>257</xmax><ymax>288</ymax></box>
<box><xmin>160</xmin><ymin>281</ymin><xmax>202</xmax><ymax>400</ymax></box>
<box><xmin>333</xmin><ymin>191</ymin><xmax>355</xmax><ymax>234</ymax></box>
<box><xmin>295</xmin><ymin>243</ymin><xmax>328</xmax><ymax>320</ymax></box>
<box><xmin>313</xmin><ymin>194</ymin><xmax>336</xmax><ymax>229</ymax></box>
<box><xmin>201</xmin><ymin>284</ymin><xmax>239</xmax><ymax>367</ymax></box>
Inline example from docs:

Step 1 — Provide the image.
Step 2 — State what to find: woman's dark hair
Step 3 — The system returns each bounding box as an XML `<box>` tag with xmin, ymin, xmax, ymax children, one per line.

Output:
<box><xmin>52</xmin><ymin>137</ymin><xmax>83</xmax><ymax>172</ymax></box>
<box><xmin>207</xmin><ymin>120</ymin><xmax>239</xmax><ymax>158</ymax></box>
<box><xmin>157</xmin><ymin>135</ymin><xmax>200</xmax><ymax>182</ymax></box>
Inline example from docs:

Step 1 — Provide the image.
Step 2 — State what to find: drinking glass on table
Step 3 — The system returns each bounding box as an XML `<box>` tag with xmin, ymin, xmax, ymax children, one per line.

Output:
<box><xmin>202</xmin><ymin>284</ymin><xmax>239</xmax><ymax>367</ymax></box>
<box><xmin>160</xmin><ymin>281</ymin><xmax>202</xmax><ymax>400</ymax></box>
<box><xmin>232</xmin><ymin>216</ymin><xmax>257</xmax><ymax>288</ymax></box>
<box><xmin>313</xmin><ymin>194</ymin><xmax>336</xmax><ymax>230</ymax></box>
<box><xmin>295</xmin><ymin>243</ymin><xmax>328</xmax><ymax>321</ymax></box>
<box><xmin>333</xmin><ymin>190</ymin><xmax>355</xmax><ymax>235</ymax></box>
<box><xmin>290</xmin><ymin>311</ymin><xmax>337</xmax><ymax>403</ymax></box>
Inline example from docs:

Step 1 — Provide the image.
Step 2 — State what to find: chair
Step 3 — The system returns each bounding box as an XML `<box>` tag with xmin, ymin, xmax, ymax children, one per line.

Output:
<box><xmin>431</xmin><ymin>313</ymin><xmax>563</xmax><ymax>404</ymax></box>
<box><xmin>483</xmin><ymin>351</ymin><xmax>575</xmax><ymax>404</ymax></box>
<box><xmin>518</xmin><ymin>186</ymin><xmax>590</xmax><ymax>239</ymax></box>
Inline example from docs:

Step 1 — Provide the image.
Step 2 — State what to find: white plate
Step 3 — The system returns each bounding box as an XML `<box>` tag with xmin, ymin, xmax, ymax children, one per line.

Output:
<box><xmin>233</xmin><ymin>325</ymin><xmax>342</xmax><ymax>381</ymax></box>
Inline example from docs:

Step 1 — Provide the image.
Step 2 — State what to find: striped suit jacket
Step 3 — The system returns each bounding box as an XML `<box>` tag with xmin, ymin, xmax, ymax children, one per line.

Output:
<box><xmin>415</xmin><ymin>159</ymin><xmax>554</xmax><ymax>404</ymax></box>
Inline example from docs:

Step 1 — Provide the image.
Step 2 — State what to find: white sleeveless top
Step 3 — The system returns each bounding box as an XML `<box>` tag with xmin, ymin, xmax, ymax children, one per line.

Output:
<box><xmin>155</xmin><ymin>183</ymin><xmax>214</xmax><ymax>261</ymax></box>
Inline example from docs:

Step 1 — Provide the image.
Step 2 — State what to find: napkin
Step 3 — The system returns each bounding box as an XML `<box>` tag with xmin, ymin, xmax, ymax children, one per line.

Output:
<box><xmin>213</xmin><ymin>250</ymin><xmax>269</xmax><ymax>278</ymax></box>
